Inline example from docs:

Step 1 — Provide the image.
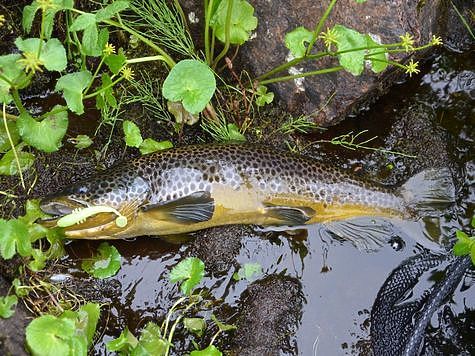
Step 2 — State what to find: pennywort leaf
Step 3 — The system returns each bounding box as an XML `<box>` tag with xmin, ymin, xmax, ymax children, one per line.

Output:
<box><xmin>183</xmin><ymin>317</ymin><xmax>206</xmax><ymax>337</ymax></box>
<box><xmin>0</xmin><ymin>121</ymin><xmax>20</xmax><ymax>153</ymax></box>
<box><xmin>162</xmin><ymin>60</ymin><xmax>216</xmax><ymax>115</ymax></box>
<box><xmin>211</xmin><ymin>314</ymin><xmax>237</xmax><ymax>332</ymax></box>
<box><xmin>255</xmin><ymin>85</ymin><xmax>274</xmax><ymax>107</ymax></box>
<box><xmin>132</xmin><ymin>322</ymin><xmax>170</xmax><ymax>356</ymax></box>
<box><xmin>365</xmin><ymin>35</ymin><xmax>388</xmax><ymax>73</ymax></box>
<box><xmin>333</xmin><ymin>25</ymin><xmax>367</xmax><ymax>76</ymax></box>
<box><xmin>169</xmin><ymin>257</ymin><xmax>205</xmax><ymax>295</ymax></box>
<box><xmin>15</xmin><ymin>38</ymin><xmax>67</xmax><ymax>72</ymax></box>
<box><xmin>139</xmin><ymin>138</ymin><xmax>173</xmax><ymax>155</ymax></box>
<box><xmin>55</xmin><ymin>71</ymin><xmax>92</xmax><ymax>114</ymax></box>
<box><xmin>81</xmin><ymin>242</ymin><xmax>122</xmax><ymax>279</ymax></box>
<box><xmin>26</xmin><ymin>315</ymin><xmax>76</xmax><ymax>356</ymax></box>
<box><xmin>0</xmin><ymin>295</ymin><xmax>18</xmax><ymax>319</ymax></box>
<box><xmin>211</xmin><ymin>0</ymin><xmax>257</xmax><ymax>45</ymax></box>
<box><xmin>0</xmin><ymin>147</ymin><xmax>35</xmax><ymax>176</ymax></box>
<box><xmin>17</xmin><ymin>106</ymin><xmax>68</xmax><ymax>153</ymax></box>
<box><xmin>68</xmin><ymin>134</ymin><xmax>93</xmax><ymax>149</ymax></box>
<box><xmin>123</xmin><ymin>120</ymin><xmax>143</xmax><ymax>148</ymax></box>
<box><xmin>106</xmin><ymin>328</ymin><xmax>138</xmax><ymax>353</ymax></box>
<box><xmin>0</xmin><ymin>54</ymin><xmax>28</xmax><ymax>103</ymax></box>
<box><xmin>190</xmin><ymin>345</ymin><xmax>222</xmax><ymax>356</ymax></box>
<box><xmin>233</xmin><ymin>262</ymin><xmax>263</xmax><ymax>281</ymax></box>
<box><xmin>0</xmin><ymin>218</ymin><xmax>31</xmax><ymax>259</ymax></box>
<box><xmin>285</xmin><ymin>27</ymin><xmax>313</xmax><ymax>58</ymax></box>
<box><xmin>104</xmin><ymin>52</ymin><xmax>127</xmax><ymax>75</ymax></box>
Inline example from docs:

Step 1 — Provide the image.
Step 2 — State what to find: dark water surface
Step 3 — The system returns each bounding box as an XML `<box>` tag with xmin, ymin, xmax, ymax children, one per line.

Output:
<box><xmin>44</xmin><ymin>47</ymin><xmax>474</xmax><ymax>355</ymax></box>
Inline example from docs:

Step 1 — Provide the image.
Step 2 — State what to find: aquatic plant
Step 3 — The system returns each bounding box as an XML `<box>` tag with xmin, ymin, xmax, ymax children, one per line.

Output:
<box><xmin>453</xmin><ymin>216</ymin><xmax>475</xmax><ymax>265</ymax></box>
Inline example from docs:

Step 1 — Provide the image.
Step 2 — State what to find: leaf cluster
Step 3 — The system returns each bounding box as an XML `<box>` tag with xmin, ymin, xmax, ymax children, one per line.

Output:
<box><xmin>453</xmin><ymin>216</ymin><xmax>475</xmax><ymax>264</ymax></box>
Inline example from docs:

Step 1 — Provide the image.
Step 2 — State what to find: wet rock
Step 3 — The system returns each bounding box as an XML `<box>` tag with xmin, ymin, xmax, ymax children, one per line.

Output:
<box><xmin>188</xmin><ymin>225</ymin><xmax>247</xmax><ymax>274</ymax></box>
<box><xmin>0</xmin><ymin>276</ymin><xmax>29</xmax><ymax>356</ymax></box>
<box><xmin>182</xmin><ymin>0</ymin><xmax>466</xmax><ymax>126</ymax></box>
<box><xmin>231</xmin><ymin>275</ymin><xmax>303</xmax><ymax>355</ymax></box>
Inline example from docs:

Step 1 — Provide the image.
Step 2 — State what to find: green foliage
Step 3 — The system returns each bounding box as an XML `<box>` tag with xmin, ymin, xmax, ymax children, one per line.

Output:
<box><xmin>183</xmin><ymin>317</ymin><xmax>206</xmax><ymax>337</ymax></box>
<box><xmin>285</xmin><ymin>27</ymin><xmax>314</xmax><ymax>58</ymax></box>
<box><xmin>81</xmin><ymin>242</ymin><xmax>122</xmax><ymax>279</ymax></box>
<box><xmin>255</xmin><ymin>85</ymin><xmax>274</xmax><ymax>107</ymax></box>
<box><xmin>190</xmin><ymin>345</ymin><xmax>222</xmax><ymax>356</ymax></box>
<box><xmin>333</xmin><ymin>25</ymin><xmax>367</xmax><ymax>75</ymax></box>
<box><xmin>107</xmin><ymin>323</ymin><xmax>170</xmax><ymax>355</ymax></box>
<box><xmin>232</xmin><ymin>262</ymin><xmax>263</xmax><ymax>281</ymax></box>
<box><xmin>55</xmin><ymin>71</ymin><xmax>93</xmax><ymax>114</ymax></box>
<box><xmin>22</xmin><ymin>0</ymin><xmax>74</xmax><ymax>39</ymax></box>
<box><xmin>0</xmin><ymin>200</ymin><xmax>64</xmax><ymax>263</ymax></box>
<box><xmin>0</xmin><ymin>295</ymin><xmax>18</xmax><ymax>319</ymax></box>
<box><xmin>17</xmin><ymin>106</ymin><xmax>68</xmax><ymax>153</ymax></box>
<box><xmin>25</xmin><ymin>303</ymin><xmax>100</xmax><ymax>356</ymax></box>
<box><xmin>15</xmin><ymin>38</ymin><xmax>67</xmax><ymax>72</ymax></box>
<box><xmin>0</xmin><ymin>122</ymin><xmax>20</xmax><ymax>152</ymax></box>
<box><xmin>169</xmin><ymin>257</ymin><xmax>205</xmax><ymax>295</ymax></box>
<box><xmin>0</xmin><ymin>54</ymin><xmax>27</xmax><ymax>104</ymax></box>
<box><xmin>211</xmin><ymin>0</ymin><xmax>257</xmax><ymax>45</ymax></box>
<box><xmin>365</xmin><ymin>35</ymin><xmax>388</xmax><ymax>73</ymax></box>
<box><xmin>105</xmin><ymin>52</ymin><xmax>127</xmax><ymax>74</ymax></box>
<box><xmin>0</xmin><ymin>147</ymin><xmax>35</xmax><ymax>175</ymax></box>
<box><xmin>96</xmin><ymin>1</ymin><xmax>130</xmax><ymax>22</ymax></box>
<box><xmin>453</xmin><ymin>217</ymin><xmax>475</xmax><ymax>264</ymax></box>
<box><xmin>162</xmin><ymin>60</ymin><xmax>216</xmax><ymax>115</ymax></box>
<box><xmin>211</xmin><ymin>314</ymin><xmax>236</xmax><ymax>332</ymax></box>
<box><xmin>106</xmin><ymin>328</ymin><xmax>138</xmax><ymax>354</ymax></box>
<box><xmin>69</xmin><ymin>134</ymin><xmax>93</xmax><ymax>149</ymax></box>
<box><xmin>123</xmin><ymin>120</ymin><xmax>143</xmax><ymax>148</ymax></box>
<box><xmin>139</xmin><ymin>138</ymin><xmax>173</xmax><ymax>155</ymax></box>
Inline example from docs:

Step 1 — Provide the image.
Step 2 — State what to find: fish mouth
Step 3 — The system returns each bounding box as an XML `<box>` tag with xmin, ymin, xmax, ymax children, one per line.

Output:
<box><xmin>39</xmin><ymin>196</ymin><xmax>89</xmax><ymax>219</ymax></box>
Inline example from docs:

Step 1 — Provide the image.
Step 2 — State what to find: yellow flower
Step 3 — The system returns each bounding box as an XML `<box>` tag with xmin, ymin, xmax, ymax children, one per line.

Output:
<box><xmin>17</xmin><ymin>52</ymin><xmax>44</xmax><ymax>74</ymax></box>
<box><xmin>431</xmin><ymin>35</ymin><xmax>443</xmax><ymax>46</ymax></box>
<box><xmin>399</xmin><ymin>33</ymin><xmax>415</xmax><ymax>52</ymax></box>
<box><xmin>103</xmin><ymin>43</ymin><xmax>116</xmax><ymax>56</ymax></box>
<box><xmin>319</xmin><ymin>28</ymin><xmax>339</xmax><ymax>49</ymax></box>
<box><xmin>0</xmin><ymin>15</ymin><xmax>5</xmax><ymax>28</ymax></box>
<box><xmin>405</xmin><ymin>59</ymin><xmax>420</xmax><ymax>77</ymax></box>
<box><xmin>121</xmin><ymin>66</ymin><xmax>134</xmax><ymax>81</ymax></box>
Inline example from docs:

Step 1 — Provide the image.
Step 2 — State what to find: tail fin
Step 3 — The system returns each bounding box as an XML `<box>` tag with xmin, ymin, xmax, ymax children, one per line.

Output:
<box><xmin>399</xmin><ymin>168</ymin><xmax>455</xmax><ymax>213</ymax></box>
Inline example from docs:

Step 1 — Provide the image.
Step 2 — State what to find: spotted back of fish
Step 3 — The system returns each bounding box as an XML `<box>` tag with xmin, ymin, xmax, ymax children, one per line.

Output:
<box><xmin>63</xmin><ymin>145</ymin><xmax>403</xmax><ymax>213</ymax></box>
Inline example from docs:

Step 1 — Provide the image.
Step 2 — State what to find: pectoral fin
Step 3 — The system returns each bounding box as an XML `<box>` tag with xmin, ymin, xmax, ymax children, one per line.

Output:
<box><xmin>142</xmin><ymin>191</ymin><xmax>215</xmax><ymax>224</ymax></box>
<box><xmin>264</xmin><ymin>204</ymin><xmax>315</xmax><ymax>225</ymax></box>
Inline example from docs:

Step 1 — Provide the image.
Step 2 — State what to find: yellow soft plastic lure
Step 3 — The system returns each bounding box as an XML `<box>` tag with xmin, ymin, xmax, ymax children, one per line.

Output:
<box><xmin>56</xmin><ymin>206</ymin><xmax>128</xmax><ymax>228</ymax></box>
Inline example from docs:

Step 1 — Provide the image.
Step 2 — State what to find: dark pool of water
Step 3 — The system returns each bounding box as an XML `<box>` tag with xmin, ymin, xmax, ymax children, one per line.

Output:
<box><xmin>42</xmin><ymin>47</ymin><xmax>475</xmax><ymax>355</ymax></box>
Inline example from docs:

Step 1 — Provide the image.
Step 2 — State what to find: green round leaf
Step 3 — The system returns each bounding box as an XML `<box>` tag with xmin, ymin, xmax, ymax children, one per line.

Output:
<box><xmin>285</xmin><ymin>27</ymin><xmax>313</xmax><ymax>58</ymax></box>
<box><xmin>26</xmin><ymin>315</ymin><xmax>76</xmax><ymax>356</ymax></box>
<box><xmin>0</xmin><ymin>149</ymin><xmax>35</xmax><ymax>176</ymax></box>
<box><xmin>169</xmin><ymin>257</ymin><xmax>205</xmax><ymax>295</ymax></box>
<box><xmin>162</xmin><ymin>60</ymin><xmax>216</xmax><ymax>115</ymax></box>
<box><xmin>0</xmin><ymin>219</ymin><xmax>31</xmax><ymax>259</ymax></box>
<box><xmin>333</xmin><ymin>25</ymin><xmax>367</xmax><ymax>76</ymax></box>
<box><xmin>55</xmin><ymin>71</ymin><xmax>92</xmax><ymax>114</ymax></box>
<box><xmin>81</xmin><ymin>242</ymin><xmax>122</xmax><ymax>279</ymax></box>
<box><xmin>234</xmin><ymin>262</ymin><xmax>263</xmax><ymax>281</ymax></box>
<box><xmin>190</xmin><ymin>344</ymin><xmax>222</xmax><ymax>356</ymax></box>
<box><xmin>211</xmin><ymin>0</ymin><xmax>257</xmax><ymax>45</ymax></box>
<box><xmin>183</xmin><ymin>317</ymin><xmax>206</xmax><ymax>337</ymax></box>
<box><xmin>365</xmin><ymin>35</ymin><xmax>388</xmax><ymax>73</ymax></box>
<box><xmin>17</xmin><ymin>106</ymin><xmax>68</xmax><ymax>153</ymax></box>
<box><xmin>0</xmin><ymin>121</ymin><xmax>20</xmax><ymax>152</ymax></box>
<box><xmin>139</xmin><ymin>138</ymin><xmax>173</xmax><ymax>155</ymax></box>
<box><xmin>0</xmin><ymin>295</ymin><xmax>18</xmax><ymax>319</ymax></box>
<box><xmin>15</xmin><ymin>38</ymin><xmax>67</xmax><ymax>72</ymax></box>
<box><xmin>123</xmin><ymin>120</ymin><xmax>143</xmax><ymax>148</ymax></box>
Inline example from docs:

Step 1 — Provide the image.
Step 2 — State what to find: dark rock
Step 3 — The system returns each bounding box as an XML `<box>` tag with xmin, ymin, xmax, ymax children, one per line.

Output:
<box><xmin>181</xmin><ymin>0</ymin><xmax>471</xmax><ymax>126</ymax></box>
<box><xmin>231</xmin><ymin>275</ymin><xmax>303</xmax><ymax>355</ymax></box>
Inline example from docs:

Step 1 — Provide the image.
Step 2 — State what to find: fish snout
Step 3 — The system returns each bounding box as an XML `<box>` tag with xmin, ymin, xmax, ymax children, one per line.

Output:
<box><xmin>39</xmin><ymin>196</ymin><xmax>86</xmax><ymax>217</ymax></box>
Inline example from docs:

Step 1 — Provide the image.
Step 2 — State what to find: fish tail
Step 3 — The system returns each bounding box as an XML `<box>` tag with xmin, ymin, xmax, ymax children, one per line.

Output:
<box><xmin>399</xmin><ymin>168</ymin><xmax>455</xmax><ymax>213</ymax></box>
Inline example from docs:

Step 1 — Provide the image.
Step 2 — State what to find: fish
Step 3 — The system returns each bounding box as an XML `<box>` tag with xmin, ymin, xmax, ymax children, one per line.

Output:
<box><xmin>39</xmin><ymin>144</ymin><xmax>455</xmax><ymax>249</ymax></box>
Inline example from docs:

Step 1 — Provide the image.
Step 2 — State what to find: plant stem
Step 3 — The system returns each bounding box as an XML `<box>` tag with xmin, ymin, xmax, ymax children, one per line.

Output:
<box><xmin>164</xmin><ymin>300</ymin><xmax>198</xmax><ymax>356</ymax></box>
<box><xmin>204</xmin><ymin>0</ymin><xmax>214</xmax><ymax>64</ymax></box>
<box><xmin>84</xmin><ymin>56</ymin><xmax>106</xmax><ymax>95</ymax></box>
<box><xmin>306</xmin><ymin>0</ymin><xmax>338</xmax><ymax>55</ymax></box>
<box><xmin>11</xmin><ymin>89</ymin><xmax>26</xmax><ymax>115</ymax></box>
<box><xmin>258</xmin><ymin>66</ymin><xmax>343</xmax><ymax>85</ymax></box>
<box><xmin>162</xmin><ymin>296</ymin><xmax>187</xmax><ymax>339</ymax></box>
<box><xmin>212</xmin><ymin>0</ymin><xmax>233</xmax><ymax>68</ymax></box>
<box><xmin>83</xmin><ymin>77</ymin><xmax>124</xmax><ymax>99</ymax></box>
<box><xmin>126</xmin><ymin>55</ymin><xmax>168</xmax><ymax>64</ymax></box>
<box><xmin>2</xmin><ymin>104</ymin><xmax>25</xmax><ymax>190</ymax></box>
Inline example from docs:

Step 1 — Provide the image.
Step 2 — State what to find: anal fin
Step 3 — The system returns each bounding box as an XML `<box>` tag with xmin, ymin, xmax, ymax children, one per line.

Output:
<box><xmin>264</xmin><ymin>204</ymin><xmax>315</xmax><ymax>225</ymax></box>
<box><xmin>142</xmin><ymin>191</ymin><xmax>215</xmax><ymax>224</ymax></box>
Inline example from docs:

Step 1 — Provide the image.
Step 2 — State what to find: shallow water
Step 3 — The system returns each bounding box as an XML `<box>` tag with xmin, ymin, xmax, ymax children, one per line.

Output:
<box><xmin>45</xmin><ymin>47</ymin><xmax>475</xmax><ymax>355</ymax></box>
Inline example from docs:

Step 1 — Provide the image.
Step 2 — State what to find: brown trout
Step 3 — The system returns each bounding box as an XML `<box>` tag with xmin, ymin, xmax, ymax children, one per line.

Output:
<box><xmin>39</xmin><ymin>145</ymin><xmax>454</xmax><ymax>246</ymax></box>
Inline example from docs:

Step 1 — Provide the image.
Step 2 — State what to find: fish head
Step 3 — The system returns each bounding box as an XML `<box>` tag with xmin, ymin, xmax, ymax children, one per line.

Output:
<box><xmin>39</xmin><ymin>170</ymin><xmax>151</xmax><ymax>239</ymax></box>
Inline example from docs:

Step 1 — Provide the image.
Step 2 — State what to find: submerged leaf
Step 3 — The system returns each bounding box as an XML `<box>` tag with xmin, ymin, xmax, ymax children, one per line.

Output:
<box><xmin>162</xmin><ymin>60</ymin><xmax>216</xmax><ymax>115</ymax></box>
<box><xmin>285</xmin><ymin>27</ymin><xmax>313</xmax><ymax>58</ymax></box>
<box><xmin>17</xmin><ymin>106</ymin><xmax>68</xmax><ymax>153</ymax></box>
<box><xmin>0</xmin><ymin>295</ymin><xmax>17</xmax><ymax>319</ymax></box>
<box><xmin>81</xmin><ymin>242</ymin><xmax>121</xmax><ymax>279</ymax></box>
<box><xmin>233</xmin><ymin>262</ymin><xmax>263</xmax><ymax>281</ymax></box>
<box><xmin>183</xmin><ymin>317</ymin><xmax>206</xmax><ymax>337</ymax></box>
<box><xmin>169</xmin><ymin>257</ymin><xmax>205</xmax><ymax>295</ymax></box>
<box><xmin>132</xmin><ymin>322</ymin><xmax>169</xmax><ymax>355</ymax></box>
<box><xmin>211</xmin><ymin>0</ymin><xmax>257</xmax><ymax>45</ymax></box>
<box><xmin>190</xmin><ymin>344</ymin><xmax>222</xmax><ymax>356</ymax></box>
